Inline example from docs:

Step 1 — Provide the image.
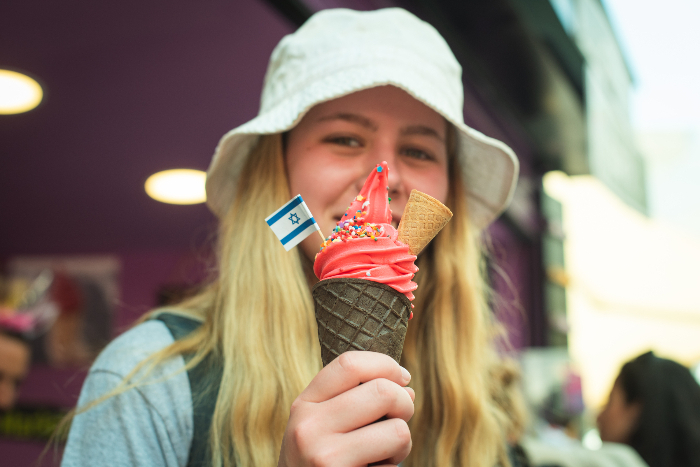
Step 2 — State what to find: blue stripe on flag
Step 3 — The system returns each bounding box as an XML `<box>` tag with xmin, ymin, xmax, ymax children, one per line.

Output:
<box><xmin>281</xmin><ymin>218</ymin><xmax>317</xmax><ymax>245</ymax></box>
<box><xmin>266</xmin><ymin>195</ymin><xmax>303</xmax><ymax>226</ymax></box>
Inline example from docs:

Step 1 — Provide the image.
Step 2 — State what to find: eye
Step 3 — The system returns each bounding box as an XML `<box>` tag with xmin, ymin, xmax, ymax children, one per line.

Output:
<box><xmin>325</xmin><ymin>136</ymin><xmax>362</xmax><ymax>148</ymax></box>
<box><xmin>401</xmin><ymin>146</ymin><xmax>434</xmax><ymax>161</ymax></box>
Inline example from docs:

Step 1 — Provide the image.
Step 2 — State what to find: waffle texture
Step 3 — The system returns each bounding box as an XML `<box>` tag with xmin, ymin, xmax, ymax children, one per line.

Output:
<box><xmin>312</xmin><ymin>278</ymin><xmax>411</xmax><ymax>366</ymax></box>
<box><xmin>397</xmin><ymin>190</ymin><xmax>453</xmax><ymax>255</ymax></box>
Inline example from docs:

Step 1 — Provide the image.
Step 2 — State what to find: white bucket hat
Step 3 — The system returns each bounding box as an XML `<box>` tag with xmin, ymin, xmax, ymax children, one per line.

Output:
<box><xmin>206</xmin><ymin>7</ymin><xmax>519</xmax><ymax>228</ymax></box>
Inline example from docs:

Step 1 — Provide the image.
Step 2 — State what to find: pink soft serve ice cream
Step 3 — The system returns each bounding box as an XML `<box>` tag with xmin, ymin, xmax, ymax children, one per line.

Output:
<box><xmin>314</xmin><ymin>162</ymin><xmax>418</xmax><ymax>301</ymax></box>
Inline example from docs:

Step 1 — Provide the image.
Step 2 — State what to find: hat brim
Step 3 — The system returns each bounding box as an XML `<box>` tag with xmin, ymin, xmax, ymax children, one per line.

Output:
<box><xmin>206</xmin><ymin>77</ymin><xmax>518</xmax><ymax>229</ymax></box>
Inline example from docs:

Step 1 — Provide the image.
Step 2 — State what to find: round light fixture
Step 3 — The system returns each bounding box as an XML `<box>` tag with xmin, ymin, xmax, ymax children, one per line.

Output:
<box><xmin>145</xmin><ymin>169</ymin><xmax>207</xmax><ymax>205</ymax></box>
<box><xmin>0</xmin><ymin>70</ymin><xmax>43</xmax><ymax>114</ymax></box>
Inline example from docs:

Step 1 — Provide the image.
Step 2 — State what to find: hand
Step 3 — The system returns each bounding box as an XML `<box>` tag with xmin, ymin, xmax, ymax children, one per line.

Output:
<box><xmin>278</xmin><ymin>351</ymin><xmax>415</xmax><ymax>467</ymax></box>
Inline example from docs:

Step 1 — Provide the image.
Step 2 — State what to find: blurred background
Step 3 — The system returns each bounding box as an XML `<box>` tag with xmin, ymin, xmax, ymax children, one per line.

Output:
<box><xmin>1</xmin><ymin>0</ymin><xmax>698</xmax><ymax>465</ymax></box>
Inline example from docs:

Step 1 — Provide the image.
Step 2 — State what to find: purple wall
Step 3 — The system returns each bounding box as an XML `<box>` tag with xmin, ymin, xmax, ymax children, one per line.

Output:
<box><xmin>1</xmin><ymin>0</ymin><xmax>540</xmax><ymax>463</ymax></box>
<box><xmin>1</xmin><ymin>0</ymin><xmax>293</xmax><ymax>464</ymax></box>
<box><xmin>0</xmin><ymin>0</ymin><xmax>293</xmax><ymax>254</ymax></box>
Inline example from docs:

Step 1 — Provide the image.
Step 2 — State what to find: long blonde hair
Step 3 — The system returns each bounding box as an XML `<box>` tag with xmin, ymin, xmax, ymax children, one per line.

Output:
<box><xmin>402</xmin><ymin>143</ymin><xmax>506</xmax><ymax>466</ymax></box>
<box><xmin>64</xmin><ymin>132</ymin><xmax>508</xmax><ymax>466</ymax></box>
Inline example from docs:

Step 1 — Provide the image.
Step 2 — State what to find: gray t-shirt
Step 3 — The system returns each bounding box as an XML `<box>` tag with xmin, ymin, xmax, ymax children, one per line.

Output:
<box><xmin>62</xmin><ymin>321</ymin><xmax>193</xmax><ymax>467</ymax></box>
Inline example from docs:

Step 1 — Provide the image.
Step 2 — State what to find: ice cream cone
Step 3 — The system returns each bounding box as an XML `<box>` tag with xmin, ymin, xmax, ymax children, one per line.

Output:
<box><xmin>397</xmin><ymin>190</ymin><xmax>453</xmax><ymax>256</ymax></box>
<box><xmin>312</xmin><ymin>278</ymin><xmax>411</xmax><ymax>366</ymax></box>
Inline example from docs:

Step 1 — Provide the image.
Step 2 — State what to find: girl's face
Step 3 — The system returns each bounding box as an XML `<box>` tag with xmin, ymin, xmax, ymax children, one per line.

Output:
<box><xmin>597</xmin><ymin>382</ymin><xmax>641</xmax><ymax>444</ymax></box>
<box><xmin>285</xmin><ymin>85</ymin><xmax>450</xmax><ymax>261</ymax></box>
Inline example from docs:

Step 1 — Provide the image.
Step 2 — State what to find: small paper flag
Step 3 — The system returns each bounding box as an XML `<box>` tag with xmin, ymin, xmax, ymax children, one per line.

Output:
<box><xmin>265</xmin><ymin>195</ymin><xmax>321</xmax><ymax>251</ymax></box>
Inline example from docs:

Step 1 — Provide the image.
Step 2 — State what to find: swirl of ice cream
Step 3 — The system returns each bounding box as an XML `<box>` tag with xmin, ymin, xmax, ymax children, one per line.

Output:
<box><xmin>314</xmin><ymin>162</ymin><xmax>418</xmax><ymax>301</ymax></box>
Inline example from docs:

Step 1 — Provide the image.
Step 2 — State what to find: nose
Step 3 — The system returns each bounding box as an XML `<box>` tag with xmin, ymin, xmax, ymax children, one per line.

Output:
<box><xmin>354</xmin><ymin>140</ymin><xmax>405</xmax><ymax>194</ymax></box>
<box><xmin>386</xmin><ymin>162</ymin><xmax>404</xmax><ymax>198</ymax></box>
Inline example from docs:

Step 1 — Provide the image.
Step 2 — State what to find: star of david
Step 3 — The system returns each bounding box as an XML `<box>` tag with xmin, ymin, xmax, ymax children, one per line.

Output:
<box><xmin>288</xmin><ymin>212</ymin><xmax>300</xmax><ymax>225</ymax></box>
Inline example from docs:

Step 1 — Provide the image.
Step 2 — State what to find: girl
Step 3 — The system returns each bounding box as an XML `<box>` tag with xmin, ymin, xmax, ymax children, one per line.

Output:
<box><xmin>597</xmin><ymin>351</ymin><xmax>700</xmax><ymax>467</ymax></box>
<box><xmin>61</xmin><ymin>8</ymin><xmax>519</xmax><ymax>467</ymax></box>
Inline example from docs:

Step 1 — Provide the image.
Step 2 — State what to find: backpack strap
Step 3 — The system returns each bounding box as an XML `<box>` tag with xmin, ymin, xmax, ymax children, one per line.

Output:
<box><xmin>155</xmin><ymin>313</ymin><xmax>225</xmax><ymax>467</ymax></box>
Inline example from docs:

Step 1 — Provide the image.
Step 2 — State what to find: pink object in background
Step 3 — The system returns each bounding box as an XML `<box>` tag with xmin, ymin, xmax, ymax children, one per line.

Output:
<box><xmin>0</xmin><ymin>312</ymin><xmax>35</xmax><ymax>333</ymax></box>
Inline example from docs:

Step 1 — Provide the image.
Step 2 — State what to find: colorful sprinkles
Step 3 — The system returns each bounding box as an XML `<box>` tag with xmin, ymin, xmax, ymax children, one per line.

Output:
<box><xmin>316</xmin><ymin>212</ymin><xmax>389</xmax><ymax>255</ymax></box>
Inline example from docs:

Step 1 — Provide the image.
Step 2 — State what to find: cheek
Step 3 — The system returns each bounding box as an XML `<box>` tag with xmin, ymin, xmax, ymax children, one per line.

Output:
<box><xmin>598</xmin><ymin>402</ymin><xmax>636</xmax><ymax>443</ymax></box>
<box><xmin>405</xmin><ymin>167</ymin><xmax>449</xmax><ymax>204</ymax></box>
<box><xmin>287</xmin><ymin>164</ymin><xmax>324</xmax><ymax>211</ymax></box>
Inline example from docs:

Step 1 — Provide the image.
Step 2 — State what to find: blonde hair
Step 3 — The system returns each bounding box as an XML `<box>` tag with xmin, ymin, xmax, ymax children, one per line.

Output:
<box><xmin>60</xmin><ymin>132</ymin><xmax>510</xmax><ymax>466</ymax></box>
<box><xmin>401</xmin><ymin>145</ymin><xmax>507</xmax><ymax>466</ymax></box>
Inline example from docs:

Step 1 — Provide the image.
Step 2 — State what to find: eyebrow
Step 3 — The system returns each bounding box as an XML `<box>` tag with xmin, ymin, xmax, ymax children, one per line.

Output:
<box><xmin>317</xmin><ymin>113</ymin><xmax>445</xmax><ymax>143</ymax></box>
<box><xmin>400</xmin><ymin>125</ymin><xmax>444</xmax><ymax>142</ymax></box>
<box><xmin>317</xmin><ymin>113</ymin><xmax>378</xmax><ymax>131</ymax></box>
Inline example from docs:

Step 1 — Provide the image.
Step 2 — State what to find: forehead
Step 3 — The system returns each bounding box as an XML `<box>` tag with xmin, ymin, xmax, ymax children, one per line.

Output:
<box><xmin>302</xmin><ymin>85</ymin><xmax>446</xmax><ymax>131</ymax></box>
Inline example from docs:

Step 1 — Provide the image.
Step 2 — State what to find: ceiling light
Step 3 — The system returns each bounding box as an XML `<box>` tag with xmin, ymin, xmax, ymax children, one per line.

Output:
<box><xmin>0</xmin><ymin>70</ymin><xmax>43</xmax><ymax>114</ymax></box>
<box><xmin>145</xmin><ymin>169</ymin><xmax>207</xmax><ymax>205</ymax></box>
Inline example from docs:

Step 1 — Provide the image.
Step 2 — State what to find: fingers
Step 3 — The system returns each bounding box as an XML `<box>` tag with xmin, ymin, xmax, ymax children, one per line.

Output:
<box><xmin>321</xmin><ymin>378</ymin><xmax>415</xmax><ymax>432</ymax></box>
<box><xmin>300</xmin><ymin>351</ymin><xmax>411</xmax><ymax>403</ymax></box>
<box><xmin>289</xmin><ymin>418</ymin><xmax>411</xmax><ymax>467</ymax></box>
<box><xmin>340</xmin><ymin>418</ymin><xmax>412</xmax><ymax>466</ymax></box>
<box><xmin>281</xmin><ymin>351</ymin><xmax>413</xmax><ymax>467</ymax></box>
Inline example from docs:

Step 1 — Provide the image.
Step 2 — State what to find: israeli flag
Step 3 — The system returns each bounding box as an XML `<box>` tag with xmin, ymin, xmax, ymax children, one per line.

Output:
<box><xmin>265</xmin><ymin>195</ymin><xmax>321</xmax><ymax>251</ymax></box>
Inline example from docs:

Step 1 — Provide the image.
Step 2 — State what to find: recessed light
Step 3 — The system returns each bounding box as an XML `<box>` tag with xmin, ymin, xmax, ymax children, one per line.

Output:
<box><xmin>145</xmin><ymin>169</ymin><xmax>206</xmax><ymax>205</ymax></box>
<box><xmin>0</xmin><ymin>70</ymin><xmax>43</xmax><ymax>114</ymax></box>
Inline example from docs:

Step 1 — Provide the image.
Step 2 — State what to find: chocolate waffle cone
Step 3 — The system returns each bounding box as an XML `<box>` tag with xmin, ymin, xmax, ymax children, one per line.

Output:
<box><xmin>312</xmin><ymin>278</ymin><xmax>412</xmax><ymax>366</ymax></box>
<box><xmin>397</xmin><ymin>190</ymin><xmax>453</xmax><ymax>255</ymax></box>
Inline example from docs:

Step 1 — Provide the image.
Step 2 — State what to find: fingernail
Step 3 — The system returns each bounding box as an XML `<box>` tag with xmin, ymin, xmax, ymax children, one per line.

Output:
<box><xmin>400</xmin><ymin>366</ymin><xmax>411</xmax><ymax>382</ymax></box>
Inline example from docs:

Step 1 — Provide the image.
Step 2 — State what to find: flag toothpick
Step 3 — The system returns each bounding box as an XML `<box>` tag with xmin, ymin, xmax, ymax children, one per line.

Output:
<box><xmin>265</xmin><ymin>195</ymin><xmax>324</xmax><ymax>251</ymax></box>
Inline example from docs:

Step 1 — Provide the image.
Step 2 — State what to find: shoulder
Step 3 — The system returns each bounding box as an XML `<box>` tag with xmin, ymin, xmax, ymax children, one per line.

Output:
<box><xmin>82</xmin><ymin>319</ymin><xmax>192</xmax><ymax>418</ymax></box>
<box><xmin>90</xmin><ymin>320</ymin><xmax>177</xmax><ymax>377</ymax></box>
<box><xmin>597</xmin><ymin>442</ymin><xmax>648</xmax><ymax>466</ymax></box>
<box><xmin>64</xmin><ymin>320</ymin><xmax>194</xmax><ymax>466</ymax></box>
<box><xmin>520</xmin><ymin>437</ymin><xmax>648</xmax><ymax>467</ymax></box>
<box><xmin>81</xmin><ymin>319</ymin><xmax>192</xmax><ymax>417</ymax></box>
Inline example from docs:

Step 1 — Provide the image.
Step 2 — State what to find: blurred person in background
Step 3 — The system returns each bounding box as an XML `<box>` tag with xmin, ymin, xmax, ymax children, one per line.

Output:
<box><xmin>0</xmin><ymin>330</ymin><xmax>31</xmax><ymax>411</ymax></box>
<box><xmin>533</xmin><ymin>369</ymin><xmax>585</xmax><ymax>448</ymax></box>
<box><xmin>519</xmin><ymin>364</ymin><xmax>647</xmax><ymax>467</ymax></box>
<box><xmin>59</xmin><ymin>8</ymin><xmax>525</xmax><ymax>467</ymax></box>
<box><xmin>597</xmin><ymin>351</ymin><xmax>700</xmax><ymax>467</ymax></box>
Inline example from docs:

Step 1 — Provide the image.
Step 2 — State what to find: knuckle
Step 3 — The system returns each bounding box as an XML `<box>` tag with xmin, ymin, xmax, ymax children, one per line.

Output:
<box><xmin>289</xmin><ymin>398</ymin><xmax>304</xmax><ymax>417</ymax></box>
<box><xmin>308</xmin><ymin>446</ymin><xmax>335</xmax><ymax>467</ymax></box>
<box><xmin>392</xmin><ymin>419</ymin><xmax>412</xmax><ymax>446</ymax></box>
<box><xmin>373</xmin><ymin>378</ymin><xmax>396</xmax><ymax>401</ymax></box>
<box><xmin>336</xmin><ymin>352</ymin><xmax>358</xmax><ymax>374</ymax></box>
<box><xmin>291</xmin><ymin>418</ymin><xmax>315</xmax><ymax>452</ymax></box>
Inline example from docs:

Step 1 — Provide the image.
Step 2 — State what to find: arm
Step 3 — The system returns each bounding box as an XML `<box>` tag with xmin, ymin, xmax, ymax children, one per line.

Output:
<box><xmin>62</xmin><ymin>371</ymin><xmax>184</xmax><ymax>467</ymax></box>
<box><xmin>61</xmin><ymin>321</ymin><xmax>192</xmax><ymax>467</ymax></box>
